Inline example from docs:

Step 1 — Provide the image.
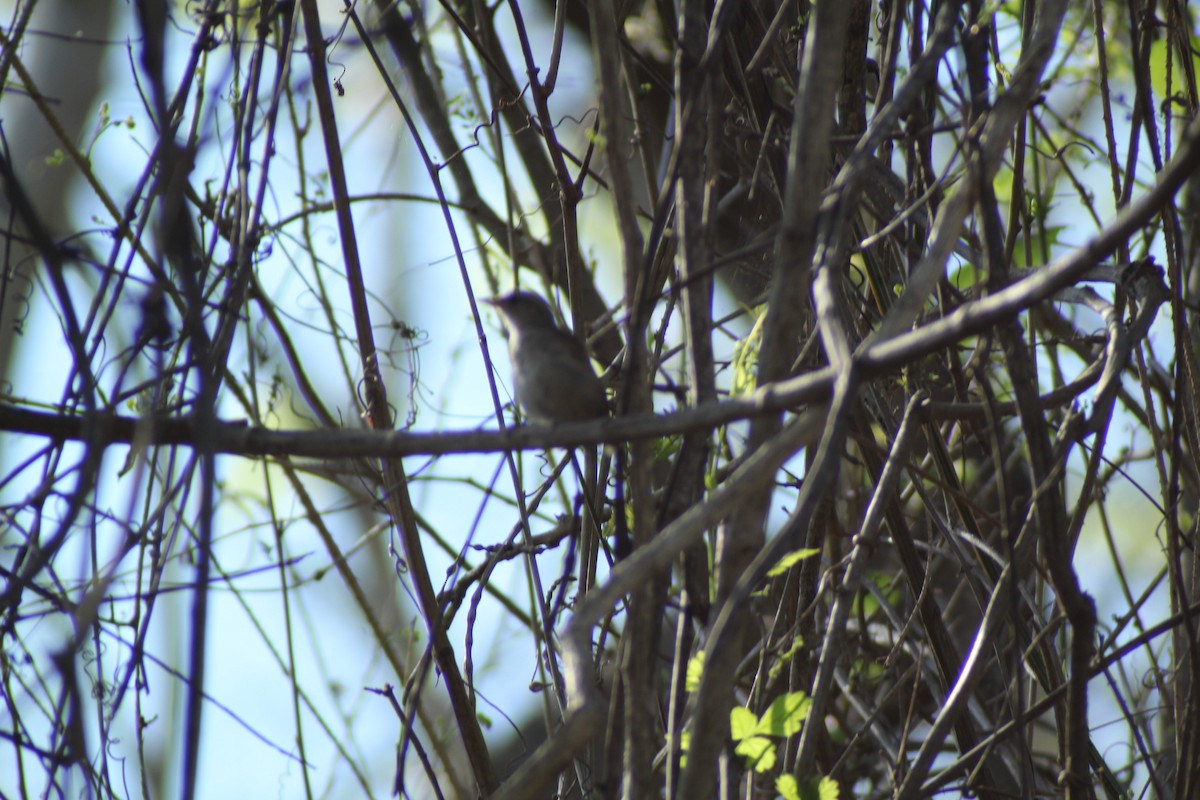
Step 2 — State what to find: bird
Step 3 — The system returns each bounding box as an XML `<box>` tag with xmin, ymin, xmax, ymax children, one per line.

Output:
<box><xmin>484</xmin><ymin>291</ymin><xmax>609</xmax><ymax>423</ymax></box>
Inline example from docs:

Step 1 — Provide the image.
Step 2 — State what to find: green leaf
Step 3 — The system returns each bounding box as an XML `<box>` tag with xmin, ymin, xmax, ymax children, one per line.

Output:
<box><xmin>730</xmin><ymin>706</ymin><xmax>757</xmax><ymax>740</ymax></box>
<box><xmin>777</xmin><ymin>774</ymin><xmax>801</xmax><ymax>800</ymax></box>
<box><xmin>767</xmin><ymin>635</ymin><xmax>806</xmax><ymax>683</ymax></box>
<box><xmin>734</xmin><ymin>735</ymin><xmax>775</xmax><ymax>772</ymax></box>
<box><xmin>1012</xmin><ymin>224</ymin><xmax>1066</xmax><ymax>268</ymax></box>
<box><xmin>686</xmin><ymin>651</ymin><xmax>705</xmax><ymax>693</ymax></box>
<box><xmin>789</xmin><ymin>775</ymin><xmax>841</xmax><ymax>800</ymax></box>
<box><xmin>654</xmin><ymin>434</ymin><xmax>681</xmax><ymax>459</ymax></box>
<box><xmin>754</xmin><ymin>692</ymin><xmax>811</xmax><ymax>737</ymax></box>
<box><xmin>1149</xmin><ymin>37</ymin><xmax>1200</xmax><ymax>101</ymax></box>
<box><xmin>731</xmin><ymin>304</ymin><xmax>767</xmax><ymax>396</ymax></box>
<box><xmin>949</xmin><ymin>261</ymin><xmax>980</xmax><ymax>291</ymax></box>
<box><xmin>855</xmin><ymin>570</ymin><xmax>900</xmax><ymax>619</ymax></box>
<box><xmin>766</xmin><ymin>548</ymin><xmax>821</xmax><ymax>578</ymax></box>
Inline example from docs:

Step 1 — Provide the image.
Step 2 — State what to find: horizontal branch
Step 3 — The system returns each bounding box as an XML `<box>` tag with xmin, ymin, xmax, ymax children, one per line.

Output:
<box><xmin>5</xmin><ymin>117</ymin><xmax>1196</xmax><ymax>463</ymax></box>
<box><xmin>0</xmin><ymin>381</ymin><xmax>833</xmax><ymax>458</ymax></box>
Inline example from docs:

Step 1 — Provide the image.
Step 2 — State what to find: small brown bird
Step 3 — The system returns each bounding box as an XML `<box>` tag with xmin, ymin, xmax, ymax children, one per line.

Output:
<box><xmin>484</xmin><ymin>291</ymin><xmax>609</xmax><ymax>423</ymax></box>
